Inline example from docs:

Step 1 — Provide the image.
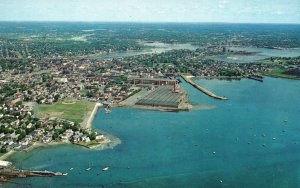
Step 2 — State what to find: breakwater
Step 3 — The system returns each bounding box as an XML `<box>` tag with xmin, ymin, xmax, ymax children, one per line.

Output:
<box><xmin>0</xmin><ymin>167</ymin><xmax>66</xmax><ymax>183</ymax></box>
<box><xmin>180</xmin><ymin>75</ymin><xmax>228</xmax><ymax>100</ymax></box>
<box><xmin>86</xmin><ymin>103</ymin><xmax>103</xmax><ymax>129</ymax></box>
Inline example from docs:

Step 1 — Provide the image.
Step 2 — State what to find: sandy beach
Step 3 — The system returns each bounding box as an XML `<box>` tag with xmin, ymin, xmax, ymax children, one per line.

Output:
<box><xmin>0</xmin><ymin>150</ymin><xmax>16</xmax><ymax>160</ymax></box>
<box><xmin>81</xmin><ymin>102</ymin><xmax>102</xmax><ymax>129</ymax></box>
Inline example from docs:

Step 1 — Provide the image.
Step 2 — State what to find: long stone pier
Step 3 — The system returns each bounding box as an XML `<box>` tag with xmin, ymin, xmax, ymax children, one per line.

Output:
<box><xmin>180</xmin><ymin>75</ymin><xmax>228</xmax><ymax>100</ymax></box>
<box><xmin>0</xmin><ymin>167</ymin><xmax>66</xmax><ymax>183</ymax></box>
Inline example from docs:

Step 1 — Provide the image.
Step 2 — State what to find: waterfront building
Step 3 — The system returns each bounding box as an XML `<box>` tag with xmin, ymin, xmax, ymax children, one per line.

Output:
<box><xmin>0</xmin><ymin>161</ymin><xmax>12</xmax><ymax>168</ymax></box>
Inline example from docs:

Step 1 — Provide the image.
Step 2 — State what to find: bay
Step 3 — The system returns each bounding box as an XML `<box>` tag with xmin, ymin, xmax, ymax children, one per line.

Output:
<box><xmin>210</xmin><ymin>47</ymin><xmax>300</xmax><ymax>63</ymax></box>
<box><xmin>4</xmin><ymin>77</ymin><xmax>300</xmax><ymax>188</ymax></box>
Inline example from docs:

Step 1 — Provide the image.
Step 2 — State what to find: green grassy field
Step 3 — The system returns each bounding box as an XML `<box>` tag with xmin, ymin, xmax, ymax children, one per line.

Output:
<box><xmin>266</xmin><ymin>69</ymin><xmax>298</xmax><ymax>79</ymax></box>
<box><xmin>75</xmin><ymin>140</ymin><xmax>102</xmax><ymax>148</ymax></box>
<box><xmin>39</xmin><ymin>100</ymin><xmax>95</xmax><ymax>123</ymax></box>
<box><xmin>181</xmin><ymin>72</ymin><xmax>193</xmax><ymax>76</ymax></box>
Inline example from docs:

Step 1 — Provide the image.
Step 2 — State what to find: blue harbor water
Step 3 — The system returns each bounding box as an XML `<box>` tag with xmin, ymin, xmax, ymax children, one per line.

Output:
<box><xmin>88</xmin><ymin>44</ymin><xmax>300</xmax><ymax>62</ymax></box>
<box><xmin>210</xmin><ymin>47</ymin><xmax>300</xmax><ymax>63</ymax></box>
<box><xmin>4</xmin><ymin>77</ymin><xmax>300</xmax><ymax>187</ymax></box>
<box><xmin>88</xmin><ymin>42</ymin><xmax>201</xmax><ymax>60</ymax></box>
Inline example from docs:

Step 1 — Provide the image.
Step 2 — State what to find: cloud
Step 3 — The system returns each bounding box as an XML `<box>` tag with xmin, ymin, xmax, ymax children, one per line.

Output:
<box><xmin>0</xmin><ymin>0</ymin><xmax>298</xmax><ymax>23</ymax></box>
<box><xmin>218</xmin><ymin>0</ymin><xmax>229</xmax><ymax>9</ymax></box>
<box><xmin>218</xmin><ymin>4</ymin><xmax>224</xmax><ymax>9</ymax></box>
<box><xmin>220</xmin><ymin>0</ymin><xmax>229</xmax><ymax>4</ymax></box>
<box><xmin>275</xmin><ymin>10</ymin><xmax>284</xmax><ymax>15</ymax></box>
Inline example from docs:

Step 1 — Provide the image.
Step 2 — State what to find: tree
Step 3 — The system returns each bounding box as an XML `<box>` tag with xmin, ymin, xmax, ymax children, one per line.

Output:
<box><xmin>52</xmin><ymin>131</ymin><xmax>59</xmax><ymax>140</ymax></box>
<box><xmin>54</xmin><ymin>94</ymin><xmax>60</xmax><ymax>102</ymax></box>
<box><xmin>89</xmin><ymin>132</ymin><xmax>96</xmax><ymax>140</ymax></box>
<box><xmin>17</xmin><ymin>131</ymin><xmax>26</xmax><ymax>141</ymax></box>
<box><xmin>0</xmin><ymin>147</ymin><xmax>7</xmax><ymax>153</ymax></box>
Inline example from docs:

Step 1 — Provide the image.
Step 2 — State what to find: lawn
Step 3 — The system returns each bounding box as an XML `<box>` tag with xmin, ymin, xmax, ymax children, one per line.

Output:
<box><xmin>267</xmin><ymin>69</ymin><xmax>298</xmax><ymax>79</ymax></box>
<box><xmin>75</xmin><ymin>140</ymin><xmax>102</xmax><ymax>148</ymax></box>
<box><xmin>39</xmin><ymin>100</ymin><xmax>95</xmax><ymax>123</ymax></box>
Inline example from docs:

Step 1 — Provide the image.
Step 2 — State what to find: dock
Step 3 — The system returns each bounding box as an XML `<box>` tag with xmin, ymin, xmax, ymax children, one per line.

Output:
<box><xmin>136</xmin><ymin>86</ymin><xmax>187</xmax><ymax>108</ymax></box>
<box><xmin>180</xmin><ymin>75</ymin><xmax>228</xmax><ymax>100</ymax></box>
<box><xmin>0</xmin><ymin>168</ymin><xmax>66</xmax><ymax>183</ymax></box>
<box><xmin>0</xmin><ymin>160</ymin><xmax>66</xmax><ymax>183</ymax></box>
<box><xmin>247</xmin><ymin>75</ymin><xmax>263</xmax><ymax>82</ymax></box>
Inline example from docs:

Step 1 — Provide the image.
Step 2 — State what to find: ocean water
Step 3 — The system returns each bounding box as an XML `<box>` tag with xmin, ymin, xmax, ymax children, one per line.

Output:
<box><xmin>4</xmin><ymin>77</ymin><xmax>300</xmax><ymax>188</ymax></box>
<box><xmin>210</xmin><ymin>47</ymin><xmax>300</xmax><ymax>63</ymax></box>
<box><xmin>89</xmin><ymin>42</ymin><xmax>200</xmax><ymax>60</ymax></box>
<box><xmin>228</xmin><ymin>46</ymin><xmax>300</xmax><ymax>58</ymax></box>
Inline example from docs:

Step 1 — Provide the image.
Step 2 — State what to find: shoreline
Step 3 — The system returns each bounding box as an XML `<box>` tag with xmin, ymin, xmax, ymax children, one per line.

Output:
<box><xmin>82</xmin><ymin>102</ymin><xmax>103</xmax><ymax>129</ymax></box>
<box><xmin>119</xmin><ymin>102</ymin><xmax>215</xmax><ymax>112</ymax></box>
<box><xmin>0</xmin><ymin>150</ymin><xmax>15</xmax><ymax>160</ymax></box>
<box><xmin>121</xmin><ymin>105</ymin><xmax>186</xmax><ymax>112</ymax></box>
<box><xmin>194</xmin><ymin>74</ymin><xmax>300</xmax><ymax>81</ymax></box>
<box><xmin>263</xmin><ymin>73</ymin><xmax>300</xmax><ymax>80</ymax></box>
<box><xmin>0</xmin><ymin>141</ymin><xmax>65</xmax><ymax>161</ymax></box>
<box><xmin>0</xmin><ymin>102</ymin><xmax>122</xmax><ymax>161</ymax></box>
<box><xmin>195</xmin><ymin>76</ymin><xmax>244</xmax><ymax>79</ymax></box>
<box><xmin>75</xmin><ymin>133</ymin><xmax>121</xmax><ymax>150</ymax></box>
<box><xmin>0</xmin><ymin>137</ymin><xmax>121</xmax><ymax>161</ymax></box>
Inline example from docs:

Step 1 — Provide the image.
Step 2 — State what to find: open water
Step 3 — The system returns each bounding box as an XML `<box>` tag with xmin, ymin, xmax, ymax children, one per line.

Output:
<box><xmin>4</xmin><ymin>77</ymin><xmax>300</xmax><ymax>188</ymax></box>
<box><xmin>210</xmin><ymin>47</ymin><xmax>300</xmax><ymax>63</ymax></box>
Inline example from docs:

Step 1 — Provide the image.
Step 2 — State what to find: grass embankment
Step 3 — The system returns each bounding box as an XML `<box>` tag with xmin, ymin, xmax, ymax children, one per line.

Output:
<box><xmin>266</xmin><ymin>69</ymin><xmax>298</xmax><ymax>79</ymax></box>
<box><xmin>39</xmin><ymin>100</ymin><xmax>95</xmax><ymax>123</ymax></box>
<box><xmin>75</xmin><ymin>140</ymin><xmax>104</xmax><ymax>148</ymax></box>
<box><xmin>181</xmin><ymin>72</ymin><xmax>193</xmax><ymax>76</ymax></box>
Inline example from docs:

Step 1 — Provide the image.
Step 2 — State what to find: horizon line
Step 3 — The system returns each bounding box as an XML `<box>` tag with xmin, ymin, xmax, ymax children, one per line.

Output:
<box><xmin>0</xmin><ymin>20</ymin><xmax>299</xmax><ymax>25</ymax></box>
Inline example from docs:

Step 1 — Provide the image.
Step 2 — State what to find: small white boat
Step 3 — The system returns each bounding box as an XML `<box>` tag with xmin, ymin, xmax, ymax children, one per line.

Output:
<box><xmin>104</xmin><ymin>108</ymin><xmax>111</xmax><ymax>114</ymax></box>
<box><xmin>86</xmin><ymin>167</ymin><xmax>91</xmax><ymax>171</ymax></box>
<box><xmin>63</xmin><ymin>173</ymin><xmax>68</xmax><ymax>176</ymax></box>
<box><xmin>102</xmin><ymin>167</ymin><xmax>109</xmax><ymax>171</ymax></box>
<box><xmin>69</xmin><ymin>168</ymin><xmax>74</xmax><ymax>171</ymax></box>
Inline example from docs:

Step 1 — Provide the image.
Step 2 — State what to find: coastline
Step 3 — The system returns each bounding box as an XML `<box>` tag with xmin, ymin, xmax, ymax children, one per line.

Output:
<box><xmin>195</xmin><ymin>76</ymin><xmax>244</xmax><ymax>79</ymax></box>
<box><xmin>0</xmin><ymin>150</ymin><xmax>15</xmax><ymax>160</ymax></box>
<box><xmin>0</xmin><ymin>102</ymin><xmax>122</xmax><ymax>161</ymax></box>
<box><xmin>75</xmin><ymin>133</ymin><xmax>121</xmax><ymax>150</ymax></box>
<box><xmin>25</xmin><ymin>141</ymin><xmax>66</xmax><ymax>151</ymax></box>
<box><xmin>82</xmin><ymin>102</ymin><xmax>103</xmax><ymax>129</ymax></box>
<box><xmin>0</xmin><ymin>141</ymin><xmax>65</xmax><ymax>161</ymax></box>
<box><xmin>263</xmin><ymin>73</ymin><xmax>300</xmax><ymax>80</ymax></box>
<box><xmin>0</xmin><ymin>137</ymin><xmax>121</xmax><ymax>161</ymax></box>
<box><xmin>195</xmin><ymin>74</ymin><xmax>300</xmax><ymax>81</ymax></box>
<box><xmin>121</xmin><ymin>105</ymin><xmax>184</xmax><ymax>112</ymax></box>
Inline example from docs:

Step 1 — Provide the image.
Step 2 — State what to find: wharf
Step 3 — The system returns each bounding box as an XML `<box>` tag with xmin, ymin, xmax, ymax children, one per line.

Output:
<box><xmin>248</xmin><ymin>75</ymin><xmax>263</xmax><ymax>82</ymax></box>
<box><xmin>180</xmin><ymin>75</ymin><xmax>228</xmax><ymax>100</ymax></box>
<box><xmin>0</xmin><ymin>166</ymin><xmax>66</xmax><ymax>183</ymax></box>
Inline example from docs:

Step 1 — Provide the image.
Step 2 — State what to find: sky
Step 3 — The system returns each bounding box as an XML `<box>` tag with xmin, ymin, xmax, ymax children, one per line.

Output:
<box><xmin>0</xmin><ymin>0</ymin><xmax>299</xmax><ymax>23</ymax></box>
